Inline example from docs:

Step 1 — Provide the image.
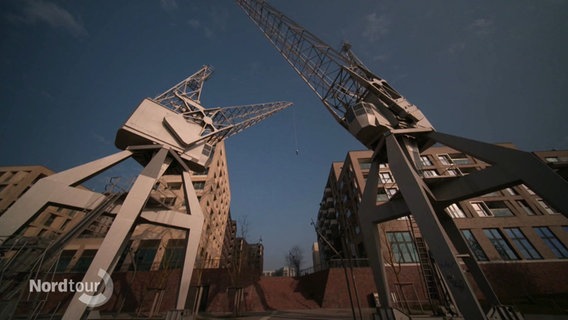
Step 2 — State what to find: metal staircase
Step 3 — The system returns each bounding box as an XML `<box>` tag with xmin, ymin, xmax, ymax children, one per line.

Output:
<box><xmin>407</xmin><ymin>216</ymin><xmax>455</xmax><ymax>315</ymax></box>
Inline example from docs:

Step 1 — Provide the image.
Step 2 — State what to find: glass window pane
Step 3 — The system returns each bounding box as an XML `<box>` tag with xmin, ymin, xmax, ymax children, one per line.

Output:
<box><xmin>483</xmin><ymin>228</ymin><xmax>519</xmax><ymax>260</ymax></box>
<box><xmin>461</xmin><ymin>230</ymin><xmax>488</xmax><ymax>261</ymax></box>
<box><xmin>386</xmin><ymin>231</ymin><xmax>419</xmax><ymax>263</ymax></box>
<box><xmin>534</xmin><ymin>227</ymin><xmax>568</xmax><ymax>258</ymax></box>
<box><xmin>504</xmin><ymin>228</ymin><xmax>542</xmax><ymax>260</ymax></box>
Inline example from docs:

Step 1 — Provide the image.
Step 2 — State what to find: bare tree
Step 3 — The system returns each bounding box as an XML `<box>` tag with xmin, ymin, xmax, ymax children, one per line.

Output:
<box><xmin>238</xmin><ymin>215</ymin><xmax>250</xmax><ymax>241</ymax></box>
<box><xmin>286</xmin><ymin>245</ymin><xmax>304</xmax><ymax>277</ymax></box>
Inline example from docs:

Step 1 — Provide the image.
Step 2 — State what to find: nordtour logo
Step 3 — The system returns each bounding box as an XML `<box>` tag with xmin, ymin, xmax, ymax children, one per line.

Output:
<box><xmin>29</xmin><ymin>268</ymin><xmax>114</xmax><ymax>307</ymax></box>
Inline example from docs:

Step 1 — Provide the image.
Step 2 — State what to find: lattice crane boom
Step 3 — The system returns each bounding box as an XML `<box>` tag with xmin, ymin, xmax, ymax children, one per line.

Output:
<box><xmin>155</xmin><ymin>65</ymin><xmax>214</xmax><ymax>111</ymax></box>
<box><xmin>152</xmin><ymin>65</ymin><xmax>291</xmax><ymax>147</ymax></box>
<box><xmin>236</xmin><ymin>0</ymin><xmax>433</xmax><ymax>149</ymax></box>
<box><xmin>116</xmin><ymin>64</ymin><xmax>291</xmax><ymax>170</ymax></box>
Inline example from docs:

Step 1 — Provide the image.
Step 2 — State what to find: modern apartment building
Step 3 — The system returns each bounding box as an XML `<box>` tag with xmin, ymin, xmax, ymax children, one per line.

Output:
<box><xmin>315</xmin><ymin>144</ymin><xmax>568</xmax><ymax>304</ymax></box>
<box><xmin>0</xmin><ymin>141</ymin><xmax>242</xmax><ymax>275</ymax></box>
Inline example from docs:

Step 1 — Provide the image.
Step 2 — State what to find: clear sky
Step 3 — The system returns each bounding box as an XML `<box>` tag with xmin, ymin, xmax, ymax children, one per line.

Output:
<box><xmin>1</xmin><ymin>0</ymin><xmax>567</xmax><ymax>271</ymax></box>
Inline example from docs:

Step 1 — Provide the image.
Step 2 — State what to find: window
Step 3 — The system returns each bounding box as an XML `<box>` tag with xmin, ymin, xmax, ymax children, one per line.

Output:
<box><xmin>486</xmin><ymin>201</ymin><xmax>514</xmax><ymax>217</ymax></box>
<box><xmin>386</xmin><ymin>232</ymin><xmax>419</xmax><ymax>263</ymax></box>
<box><xmin>449</xmin><ymin>153</ymin><xmax>472</xmax><ymax>165</ymax></box>
<box><xmin>537</xmin><ymin>199</ymin><xmax>556</xmax><ymax>214</ymax></box>
<box><xmin>504</xmin><ymin>228</ymin><xmax>542</xmax><ymax>260</ymax></box>
<box><xmin>72</xmin><ymin>249</ymin><xmax>98</xmax><ymax>272</ymax></box>
<box><xmin>168</xmin><ymin>182</ymin><xmax>182</xmax><ymax>190</ymax></box>
<box><xmin>386</xmin><ymin>188</ymin><xmax>398</xmax><ymax>198</ymax></box>
<box><xmin>534</xmin><ymin>227</ymin><xmax>568</xmax><ymax>258</ymax></box>
<box><xmin>44</xmin><ymin>214</ymin><xmax>56</xmax><ymax>227</ymax></box>
<box><xmin>132</xmin><ymin>239</ymin><xmax>160</xmax><ymax>271</ymax></box>
<box><xmin>516</xmin><ymin>200</ymin><xmax>535</xmax><ymax>215</ymax></box>
<box><xmin>56</xmin><ymin>250</ymin><xmax>76</xmax><ymax>272</ymax></box>
<box><xmin>423</xmin><ymin>170</ymin><xmax>439</xmax><ymax>177</ymax></box>
<box><xmin>193</xmin><ymin>167</ymin><xmax>209</xmax><ymax>176</ymax></box>
<box><xmin>376</xmin><ymin>189</ymin><xmax>389</xmax><ymax>202</ymax></box>
<box><xmin>461</xmin><ymin>230</ymin><xmax>488</xmax><ymax>261</ymax></box>
<box><xmin>161</xmin><ymin>239</ymin><xmax>186</xmax><ymax>269</ymax></box>
<box><xmin>445</xmin><ymin>203</ymin><xmax>466</xmax><ymax>218</ymax></box>
<box><xmin>483</xmin><ymin>229</ymin><xmax>519</xmax><ymax>260</ymax></box>
<box><xmin>420</xmin><ymin>156</ymin><xmax>432</xmax><ymax>166</ymax></box>
<box><xmin>437</xmin><ymin>154</ymin><xmax>452</xmax><ymax>165</ymax></box>
<box><xmin>359</xmin><ymin>159</ymin><xmax>372</xmax><ymax>170</ymax></box>
<box><xmin>193</xmin><ymin>181</ymin><xmax>205</xmax><ymax>190</ymax></box>
<box><xmin>379</xmin><ymin>172</ymin><xmax>394</xmax><ymax>183</ymax></box>
<box><xmin>163</xmin><ymin>196</ymin><xmax>176</xmax><ymax>206</ymax></box>
<box><xmin>471</xmin><ymin>202</ymin><xmax>491</xmax><ymax>217</ymax></box>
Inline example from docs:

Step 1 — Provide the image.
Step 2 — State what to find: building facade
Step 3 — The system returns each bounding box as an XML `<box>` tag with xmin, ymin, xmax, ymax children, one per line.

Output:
<box><xmin>1</xmin><ymin>142</ymin><xmax>266</xmax><ymax>316</ymax></box>
<box><xmin>0</xmin><ymin>166</ymin><xmax>86</xmax><ymax>241</ymax></box>
<box><xmin>47</xmin><ymin>141</ymin><xmax>234</xmax><ymax>274</ymax></box>
<box><xmin>315</xmin><ymin>145</ymin><xmax>568</xmax><ymax>305</ymax></box>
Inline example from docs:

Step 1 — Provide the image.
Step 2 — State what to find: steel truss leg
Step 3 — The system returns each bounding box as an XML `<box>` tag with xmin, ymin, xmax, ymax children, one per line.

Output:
<box><xmin>359</xmin><ymin>159</ymin><xmax>396</xmax><ymax>319</ymax></box>
<box><xmin>63</xmin><ymin>148</ymin><xmax>206</xmax><ymax>319</ymax></box>
<box><xmin>386</xmin><ymin>134</ymin><xmax>487</xmax><ymax>319</ymax></box>
<box><xmin>177</xmin><ymin>170</ymin><xmax>204</xmax><ymax>310</ymax></box>
<box><xmin>63</xmin><ymin>148</ymin><xmax>172</xmax><ymax>320</ymax></box>
<box><xmin>435</xmin><ymin>207</ymin><xmax>501</xmax><ymax>306</ymax></box>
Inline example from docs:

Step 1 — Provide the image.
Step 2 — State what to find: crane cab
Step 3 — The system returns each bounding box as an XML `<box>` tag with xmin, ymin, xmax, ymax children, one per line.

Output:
<box><xmin>115</xmin><ymin>98</ymin><xmax>214</xmax><ymax>171</ymax></box>
<box><xmin>345</xmin><ymin>102</ymin><xmax>391</xmax><ymax>149</ymax></box>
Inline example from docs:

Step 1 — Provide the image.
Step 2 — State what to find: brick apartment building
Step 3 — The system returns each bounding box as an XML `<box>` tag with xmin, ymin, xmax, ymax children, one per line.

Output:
<box><xmin>315</xmin><ymin>144</ymin><xmax>568</xmax><ymax>306</ymax></box>
<box><xmin>0</xmin><ymin>141</ymin><xmax>263</xmax><ymax>316</ymax></box>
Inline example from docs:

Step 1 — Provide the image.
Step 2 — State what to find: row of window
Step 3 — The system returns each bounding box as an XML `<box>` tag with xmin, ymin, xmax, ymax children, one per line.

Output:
<box><xmin>56</xmin><ymin>239</ymin><xmax>187</xmax><ymax>273</ymax></box>
<box><xmin>359</xmin><ymin>153</ymin><xmax>474</xmax><ymax>172</ymax></box>
<box><xmin>465</xmin><ymin>227</ymin><xmax>568</xmax><ymax>261</ymax></box>
<box><xmin>387</xmin><ymin>227</ymin><xmax>568</xmax><ymax>264</ymax></box>
<box><xmin>445</xmin><ymin>199</ymin><xmax>557</xmax><ymax>218</ymax></box>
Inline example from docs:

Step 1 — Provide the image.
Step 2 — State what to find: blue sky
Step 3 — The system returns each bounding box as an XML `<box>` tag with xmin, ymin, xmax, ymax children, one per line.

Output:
<box><xmin>1</xmin><ymin>0</ymin><xmax>567</xmax><ymax>270</ymax></box>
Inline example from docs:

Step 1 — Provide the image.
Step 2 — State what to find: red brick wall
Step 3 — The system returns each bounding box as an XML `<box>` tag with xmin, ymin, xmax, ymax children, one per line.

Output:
<box><xmin>17</xmin><ymin>260</ymin><xmax>568</xmax><ymax>316</ymax></box>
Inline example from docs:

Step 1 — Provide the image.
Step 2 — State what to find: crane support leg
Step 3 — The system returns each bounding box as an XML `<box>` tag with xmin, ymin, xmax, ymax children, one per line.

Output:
<box><xmin>63</xmin><ymin>148</ymin><xmax>171</xmax><ymax>320</ymax></box>
<box><xmin>177</xmin><ymin>171</ymin><xmax>204</xmax><ymax>310</ymax></box>
<box><xmin>386</xmin><ymin>134</ymin><xmax>487</xmax><ymax>320</ymax></box>
<box><xmin>435</xmin><ymin>207</ymin><xmax>501</xmax><ymax>306</ymax></box>
<box><xmin>359</xmin><ymin>159</ymin><xmax>396</xmax><ymax>319</ymax></box>
<box><xmin>0</xmin><ymin>150</ymin><xmax>132</xmax><ymax>245</ymax></box>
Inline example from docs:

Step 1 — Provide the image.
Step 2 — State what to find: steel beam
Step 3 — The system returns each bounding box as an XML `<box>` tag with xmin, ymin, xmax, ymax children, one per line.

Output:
<box><xmin>63</xmin><ymin>148</ymin><xmax>171</xmax><ymax>320</ymax></box>
<box><xmin>0</xmin><ymin>150</ymin><xmax>132</xmax><ymax>245</ymax></box>
<box><xmin>386</xmin><ymin>134</ymin><xmax>486</xmax><ymax>319</ymax></box>
<box><xmin>176</xmin><ymin>170</ymin><xmax>204</xmax><ymax>310</ymax></box>
<box><xmin>434</xmin><ymin>206</ymin><xmax>501</xmax><ymax>306</ymax></box>
<box><xmin>358</xmin><ymin>159</ymin><xmax>396</xmax><ymax>319</ymax></box>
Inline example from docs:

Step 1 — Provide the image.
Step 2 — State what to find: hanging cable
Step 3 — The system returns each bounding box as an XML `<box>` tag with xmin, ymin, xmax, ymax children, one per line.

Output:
<box><xmin>292</xmin><ymin>104</ymin><xmax>300</xmax><ymax>155</ymax></box>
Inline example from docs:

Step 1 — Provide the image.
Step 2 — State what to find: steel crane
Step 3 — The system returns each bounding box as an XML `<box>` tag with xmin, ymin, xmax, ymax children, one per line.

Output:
<box><xmin>237</xmin><ymin>1</ymin><xmax>568</xmax><ymax>319</ymax></box>
<box><xmin>0</xmin><ymin>65</ymin><xmax>291</xmax><ymax>320</ymax></box>
<box><xmin>236</xmin><ymin>0</ymin><xmax>433</xmax><ymax>152</ymax></box>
